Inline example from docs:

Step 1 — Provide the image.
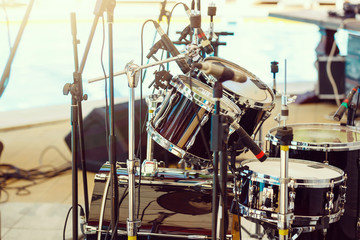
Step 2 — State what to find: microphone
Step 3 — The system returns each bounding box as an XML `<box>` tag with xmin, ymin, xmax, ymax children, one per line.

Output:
<box><xmin>197</xmin><ymin>28</ymin><xmax>214</xmax><ymax>54</ymax></box>
<box><xmin>183</xmin><ymin>4</ymin><xmax>213</xmax><ymax>54</ymax></box>
<box><xmin>333</xmin><ymin>87</ymin><xmax>359</xmax><ymax>121</ymax></box>
<box><xmin>153</xmin><ymin>21</ymin><xmax>191</xmax><ymax>74</ymax></box>
<box><xmin>235</xmin><ymin>125</ymin><xmax>267</xmax><ymax>162</ymax></box>
<box><xmin>158</xmin><ymin>0</ymin><xmax>170</xmax><ymax>23</ymax></box>
<box><xmin>192</xmin><ymin>62</ymin><xmax>247</xmax><ymax>83</ymax></box>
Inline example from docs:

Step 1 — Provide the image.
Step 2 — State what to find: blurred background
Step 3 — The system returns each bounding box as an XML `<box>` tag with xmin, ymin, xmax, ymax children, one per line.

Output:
<box><xmin>0</xmin><ymin>0</ymin><xmax>335</xmax><ymax>116</ymax></box>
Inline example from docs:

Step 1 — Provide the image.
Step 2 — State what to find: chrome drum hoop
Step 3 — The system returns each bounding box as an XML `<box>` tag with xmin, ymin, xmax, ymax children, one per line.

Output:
<box><xmin>147</xmin><ymin>122</ymin><xmax>212</xmax><ymax>166</ymax></box>
<box><xmin>170</xmin><ymin>75</ymin><xmax>242</xmax><ymax>121</ymax></box>
<box><xmin>266</xmin><ymin>123</ymin><xmax>360</xmax><ymax>152</ymax></box>
<box><xmin>236</xmin><ymin>203</ymin><xmax>344</xmax><ymax>227</ymax></box>
<box><xmin>202</xmin><ymin>57</ymin><xmax>275</xmax><ymax>111</ymax></box>
<box><xmin>239</xmin><ymin>158</ymin><xmax>345</xmax><ymax>188</ymax></box>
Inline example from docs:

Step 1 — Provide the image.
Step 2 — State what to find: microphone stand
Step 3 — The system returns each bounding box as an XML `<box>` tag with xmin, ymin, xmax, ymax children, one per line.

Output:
<box><xmin>63</xmin><ymin>1</ymin><xmax>115</xmax><ymax>238</ymax></box>
<box><xmin>88</xmin><ymin>55</ymin><xmax>189</xmax><ymax>239</ymax></box>
<box><xmin>211</xmin><ymin>81</ymin><xmax>229</xmax><ymax>240</ymax></box>
<box><xmin>125</xmin><ymin>63</ymin><xmax>141</xmax><ymax>240</ymax></box>
<box><xmin>104</xmin><ymin>0</ymin><xmax>119</xmax><ymax>238</ymax></box>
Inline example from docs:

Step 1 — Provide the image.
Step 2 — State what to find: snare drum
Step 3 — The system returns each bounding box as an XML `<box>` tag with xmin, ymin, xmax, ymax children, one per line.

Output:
<box><xmin>266</xmin><ymin>123</ymin><xmax>360</xmax><ymax>239</ymax></box>
<box><xmin>232</xmin><ymin>158</ymin><xmax>346</xmax><ymax>230</ymax></box>
<box><xmin>202</xmin><ymin>57</ymin><xmax>275</xmax><ymax>137</ymax></box>
<box><xmin>147</xmin><ymin>75</ymin><xmax>241</xmax><ymax>164</ymax></box>
<box><xmin>85</xmin><ymin>162</ymin><xmax>233</xmax><ymax>239</ymax></box>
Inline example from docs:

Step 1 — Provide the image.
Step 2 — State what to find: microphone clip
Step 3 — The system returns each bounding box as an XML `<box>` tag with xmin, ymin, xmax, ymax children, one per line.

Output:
<box><xmin>153</xmin><ymin>70</ymin><xmax>173</xmax><ymax>90</ymax></box>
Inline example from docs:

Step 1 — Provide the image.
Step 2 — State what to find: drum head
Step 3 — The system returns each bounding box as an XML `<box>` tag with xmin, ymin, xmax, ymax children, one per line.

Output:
<box><xmin>240</xmin><ymin>158</ymin><xmax>344</xmax><ymax>186</ymax></box>
<box><xmin>204</xmin><ymin>57</ymin><xmax>274</xmax><ymax>110</ymax></box>
<box><xmin>267</xmin><ymin>123</ymin><xmax>360</xmax><ymax>151</ymax></box>
<box><xmin>172</xmin><ymin>75</ymin><xmax>241</xmax><ymax>119</ymax></box>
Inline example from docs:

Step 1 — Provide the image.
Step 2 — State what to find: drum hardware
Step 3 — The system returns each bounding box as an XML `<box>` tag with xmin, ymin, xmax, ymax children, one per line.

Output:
<box><xmin>271</xmin><ymin>60</ymin><xmax>279</xmax><ymax>96</ymax></box>
<box><xmin>151</xmin><ymin>70</ymin><xmax>173</xmax><ymax>90</ymax></box>
<box><xmin>276</xmin><ymin>126</ymin><xmax>294</xmax><ymax>240</ymax></box>
<box><xmin>248</xmin><ymin>182</ymin><xmax>258</xmax><ymax>209</ymax></box>
<box><xmin>288</xmin><ymin>180</ymin><xmax>296</xmax><ymax>213</ymax></box>
<box><xmin>88</xmin><ymin>54</ymin><xmax>188</xmax><ymax>84</ymax></box>
<box><xmin>325</xmin><ymin>180</ymin><xmax>335</xmax><ymax>214</ymax></box>
<box><xmin>145</xmin><ymin>94</ymin><xmax>164</xmax><ymax>164</ymax></box>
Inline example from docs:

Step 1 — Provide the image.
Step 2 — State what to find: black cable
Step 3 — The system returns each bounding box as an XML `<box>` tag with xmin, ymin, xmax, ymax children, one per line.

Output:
<box><xmin>103</xmin><ymin>184</ymin><xmax>129</xmax><ymax>240</ymax></box>
<box><xmin>63</xmin><ymin>204</ymin><xmax>85</xmax><ymax>240</ymax></box>
<box><xmin>0</xmin><ymin>163</ymin><xmax>71</xmax><ymax>200</ymax></box>
<box><xmin>0</xmin><ymin>145</ymin><xmax>71</xmax><ymax>203</ymax></box>
<box><xmin>140</xmin><ymin>200</ymin><xmax>156</xmax><ymax>222</ymax></box>
<box><xmin>137</xmin><ymin>19</ymin><xmax>155</xmax><ymax>221</ymax></box>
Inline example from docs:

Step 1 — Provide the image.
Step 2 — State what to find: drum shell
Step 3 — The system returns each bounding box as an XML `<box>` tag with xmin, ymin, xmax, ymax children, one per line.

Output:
<box><xmin>237</xmin><ymin>176</ymin><xmax>343</xmax><ymax>218</ymax></box>
<box><xmin>86</xmin><ymin>163</ymin><xmax>234</xmax><ymax>239</ymax></box>
<box><xmin>148</xmin><ymin>75</ymin><xmax>241</xmax><ymax>163</ymax></box>
<box><xmin>232</xmin><ymin>158</ymin><xmax>346</xmax><ymax>228</ymax></box>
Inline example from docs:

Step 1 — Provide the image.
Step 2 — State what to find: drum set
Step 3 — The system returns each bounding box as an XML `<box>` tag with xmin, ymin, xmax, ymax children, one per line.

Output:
<box><xmin>84</xmin><ymin>52</ymin><xmax>359</xmax><ymax>239</ymax></box>
<box><xmin>66</xmin><ymin>1</ymin><xmax>359</xmax><ymax>240</ymax></box>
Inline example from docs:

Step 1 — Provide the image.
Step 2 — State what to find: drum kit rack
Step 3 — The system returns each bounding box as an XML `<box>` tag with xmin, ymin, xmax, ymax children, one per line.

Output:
<box><xmin>63</xmin><ymin>0</ymin><xmax>359</xmax><ymax>240</ymax></box>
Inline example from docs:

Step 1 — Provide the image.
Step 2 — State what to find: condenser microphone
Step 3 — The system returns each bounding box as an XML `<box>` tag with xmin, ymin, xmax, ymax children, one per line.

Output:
<box><xmin>192</xmin><ymin>62</ymin><xmax>247</xmax><ymax>83</ymax></box>
<box><xmin>333</xmin><ymin>87</ymin><xmax>359</xmax><ymax>121</ymax></box>
<box><xmin>153</xmin><ymin>21</ymin><xmax>190</xmax><ymax>74</ymax></box>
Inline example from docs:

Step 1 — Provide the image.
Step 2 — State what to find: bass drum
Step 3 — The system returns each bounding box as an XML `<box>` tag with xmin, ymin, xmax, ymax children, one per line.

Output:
<box><xmin>85</xmin><ymin>162</ymin><xmax>234</xmax><ymax>239</ymax></box>
<box><xmin>231</xmin><ymin>158</ymin><xmax>346</xmax><ymax>239</ymax></box>
<box><xmin>266</xmin><ymin>123</ymin><xmax>360</xmax><ymax>240</ymax></box>
<box><xmin>201</xmin><ymin>57</ymin><xmax>275</xmax><ymax>138</ymax></box>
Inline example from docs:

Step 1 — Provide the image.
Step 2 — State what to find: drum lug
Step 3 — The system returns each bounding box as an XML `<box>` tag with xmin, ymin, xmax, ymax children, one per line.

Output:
<box><xmin>325</xmin><ymin>180</ymin><xmax>335</xmax><ymax>213</ymax></box>
<box><xmin>95</xmin><ymin>173</ymin><xmax>108</xmax><ymax>181</ymax></box>
<box><xmin>249</xmin><ymin>179</ymin><xmax>258</xmax><ymax>208</ymax></box>
<box><xmin>288</xmin><ymin>180</ymin><xmax>296</xmax><ymax>213</ymax></box>
<box><xmin>260</xmin><ymin>186</ymin><xmax>275</xmax><ymax>211</ymax></box>
<box><xmin>339</xmin><ymin>174</ymin><xmax>347</xmax><ymax>211</ymax></box>
<box><xmin>234</xmin><ymin>178</ymin><xmax>243</xmax><ymax>197</ymax></box>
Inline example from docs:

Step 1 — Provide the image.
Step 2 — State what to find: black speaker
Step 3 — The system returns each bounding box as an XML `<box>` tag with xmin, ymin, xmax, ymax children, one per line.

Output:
<box><xmin>64</xmin><ymin>100</ymin><xmax>179</xmax><ymax>172</ymax></box>
<box><xmin>316</xmin><ymin>55</ymin><xmax>346</xmax><ymax>100</ymax></box>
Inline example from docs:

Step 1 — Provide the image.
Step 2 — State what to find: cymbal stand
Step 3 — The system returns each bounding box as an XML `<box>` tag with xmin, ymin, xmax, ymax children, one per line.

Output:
<box><xmin>276</xmin><ymin>59</ymin><xmax>293</xmax><ymax>240</ymax></box>
<box><xmin>63</xmin><ymin>1</ymin><xmax>116</xmax><ymax>238</ymax></box>
<box><xmin>211</xmin><ymin>81</ymin><xmax>229</xmax><ymax>240</ymax></box>
<box><xmin>125</xmin><ymin>62</ymin><xmax>141</xmax><ymax>240</ymax></box>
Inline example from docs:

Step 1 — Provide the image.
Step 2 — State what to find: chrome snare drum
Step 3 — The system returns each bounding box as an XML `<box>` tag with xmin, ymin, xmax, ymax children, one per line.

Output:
<box><xmin>147</xmin><ymin>75</ymin><xmax>241</xmax><ymax>164</ymax></box>
<box><xmin>202</xmin><ymin>57</ymin><xmax>275</xmax><ymax>137</ymax></box>
<box><xmin>85</xmin><ymin>162</ymin><xmax>233</xmax><ymax>239</ymax></box>
<box><xmin>231</xmin><ymin>158</ymin><xmax>346</xmax><ymax>230</ymax></box>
